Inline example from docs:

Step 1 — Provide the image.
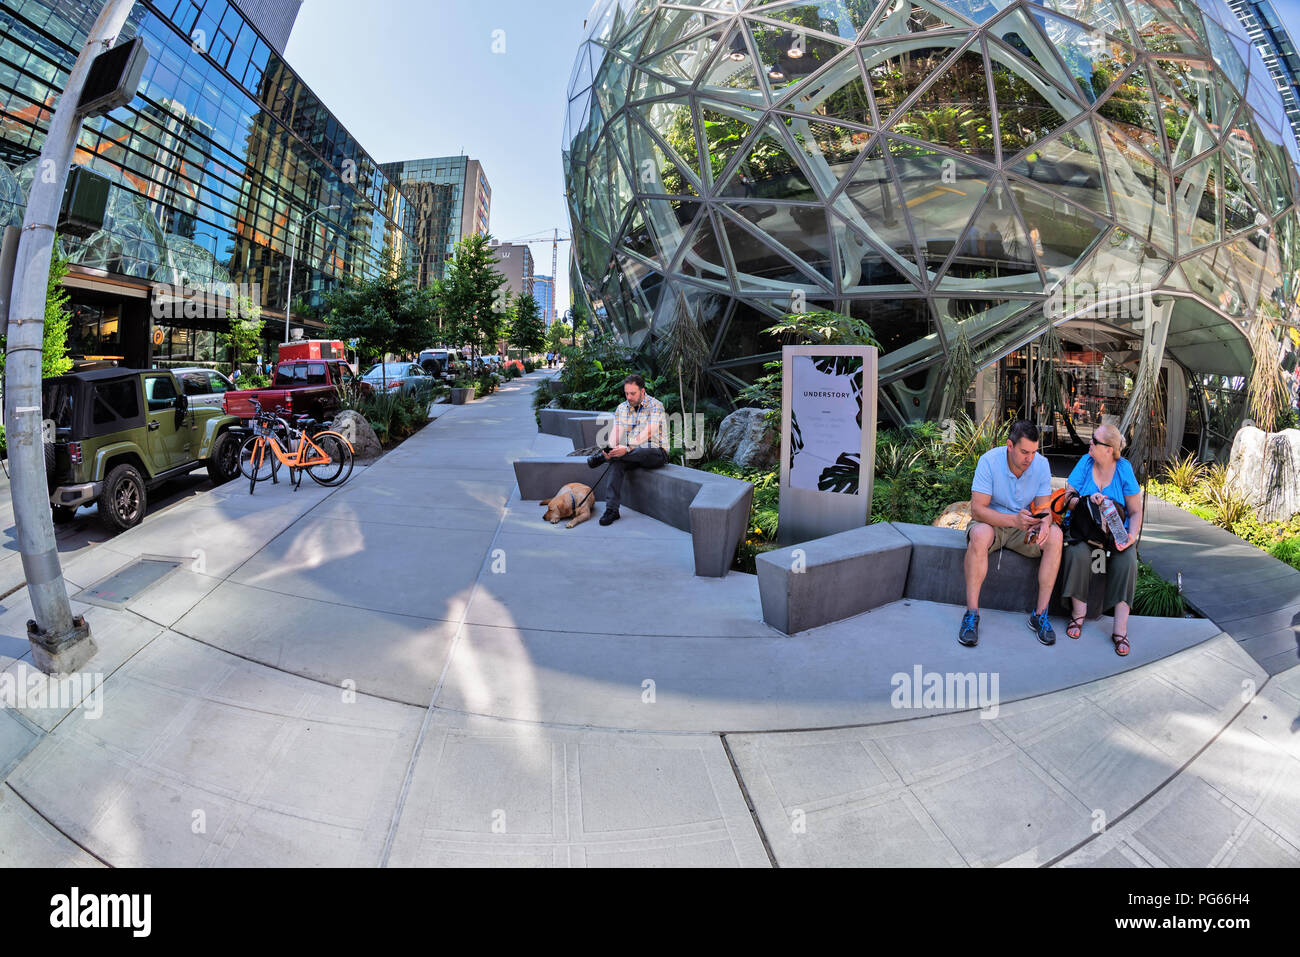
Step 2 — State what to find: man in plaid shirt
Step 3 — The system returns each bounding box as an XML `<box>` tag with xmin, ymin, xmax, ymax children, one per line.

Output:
<box><xmin>597</xmin><ymin>374</ymin><xmax>670</xmax><ymax>526</ymax></box>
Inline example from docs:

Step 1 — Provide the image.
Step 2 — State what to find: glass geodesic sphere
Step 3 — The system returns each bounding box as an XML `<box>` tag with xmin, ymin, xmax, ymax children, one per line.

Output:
<box><xmin>564</xmin><ymin>0</ymin><xmax>1300</xmax><ymax>420</ymax></box>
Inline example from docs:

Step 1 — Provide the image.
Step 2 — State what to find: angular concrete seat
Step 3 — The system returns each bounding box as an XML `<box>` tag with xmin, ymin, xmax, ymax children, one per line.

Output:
<box><xmin>892</xmin><ymin>523</ymin><xmax>1105</xmax><ymax>618</ymax></box>
<box><xmin>756</xmin><ymin>524</ymin><xmax>913</xmax><ymax>635</ymax></box>
<box><xmin>513</xmin><ymin>458</ymin><xmax>753</xmax><ymax>578</ymax></box>
<box><xmin>536</xmin><ymin>408</ymin><xmax>614</xmax><ymax>450</ymax></box>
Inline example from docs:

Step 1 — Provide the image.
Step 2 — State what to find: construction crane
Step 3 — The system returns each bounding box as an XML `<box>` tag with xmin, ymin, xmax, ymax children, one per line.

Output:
<box><xmin>500</xmin><ymin>228</ymin><xmax>572</xmax><ymax>324</ymax></box>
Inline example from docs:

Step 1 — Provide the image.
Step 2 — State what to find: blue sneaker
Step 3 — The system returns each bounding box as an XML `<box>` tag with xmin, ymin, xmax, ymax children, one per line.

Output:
<box><xmin>958</xmin><ymin>611</ymin><xmax>980</xmax><ymax>647</ymax></box>
<box><xmin>1029</xmin><ymin>609</ymin><xmax>1056</xmax><ymax>646</ymax></box>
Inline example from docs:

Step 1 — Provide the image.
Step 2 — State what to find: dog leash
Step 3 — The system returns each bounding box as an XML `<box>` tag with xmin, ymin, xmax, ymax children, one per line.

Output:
<box><xmin>572</xmin><ymin>462</ymin><xmax>614</xmax><ymax>514</ymax></box>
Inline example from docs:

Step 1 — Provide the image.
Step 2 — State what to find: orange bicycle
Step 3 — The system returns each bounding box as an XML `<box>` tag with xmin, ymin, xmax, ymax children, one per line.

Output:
<box><xmin>240</xmin><ymin>399</ymin><xmax>355</xmax><ymax>494</ymax></box>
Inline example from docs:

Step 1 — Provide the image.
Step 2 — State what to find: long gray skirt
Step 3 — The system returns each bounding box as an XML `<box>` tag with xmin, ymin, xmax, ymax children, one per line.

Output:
<box><xmin>1060</xmin><ymin>541</ymin><xmax>1139</xmax><ymax>614</ymax></box>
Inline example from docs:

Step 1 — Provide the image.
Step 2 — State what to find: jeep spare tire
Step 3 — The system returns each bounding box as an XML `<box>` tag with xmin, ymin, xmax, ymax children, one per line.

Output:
<box><xmin>207</xmin><ymin>431</ymin><xmax>241</xmax><ymax>485</ymax></box>
<box><xmin>99</xmin><ymin>464</ymin><xmax>147</xmax><ymax>533</ymax></box>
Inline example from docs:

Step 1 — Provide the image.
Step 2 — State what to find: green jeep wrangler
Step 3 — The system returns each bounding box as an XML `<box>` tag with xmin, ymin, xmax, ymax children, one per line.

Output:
<box><xmin>42</xmin><ymin>369</ymin><xmax>244</xmax><ymax>532</ymax></box>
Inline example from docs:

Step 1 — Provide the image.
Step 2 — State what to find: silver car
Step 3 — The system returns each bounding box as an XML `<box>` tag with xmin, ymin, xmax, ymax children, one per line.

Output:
<box><xmin>172</xmin><ymin>367</ymin><xmax>238</xmax><ymax>410</ymax></box>
<box><xmin>361</xmin><ymin>363</ymin><xmax>436</xmax><ymax>396</ymax></box>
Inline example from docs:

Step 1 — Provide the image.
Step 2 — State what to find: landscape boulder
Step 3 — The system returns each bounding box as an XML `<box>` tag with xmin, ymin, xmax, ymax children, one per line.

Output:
<box><xmin>715</xmin><ymin>408</ymin><xmax>779</xmax><ymax>469</ymax></box>
<box><xmin>1226</xmin><ymin>426</ymin><xmax>1300</xmax><ymax>522</ymax></box>
<box><xmin>330</xmin><ymin>410</ymin><xmax>384</xmax><ymax>462</ymax></box>
<box><xmin>933</xmin><ymin>501</ymin><xmax>973</xmax><ymax>531</ymax></box>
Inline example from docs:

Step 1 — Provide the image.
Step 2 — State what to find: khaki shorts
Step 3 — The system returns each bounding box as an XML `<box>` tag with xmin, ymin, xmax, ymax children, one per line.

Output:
<box><xmin>967</xmin><ymin>522</ymin><xmax>1043</xmax><ymax>559</ymax></box>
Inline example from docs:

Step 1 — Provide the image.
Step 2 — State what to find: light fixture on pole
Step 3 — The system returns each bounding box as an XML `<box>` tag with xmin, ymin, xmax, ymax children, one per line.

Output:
<box><xmin>283</xmin><ymin>203</ymin><xmax>341</xmax><ymax>343</ymax></box>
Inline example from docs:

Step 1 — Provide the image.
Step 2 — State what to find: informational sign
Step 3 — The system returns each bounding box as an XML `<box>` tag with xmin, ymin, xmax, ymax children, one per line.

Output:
<box><xmin>778</xmin><ymin>345</ymin><xmax>878</xmax><ymax>546</ymax></box>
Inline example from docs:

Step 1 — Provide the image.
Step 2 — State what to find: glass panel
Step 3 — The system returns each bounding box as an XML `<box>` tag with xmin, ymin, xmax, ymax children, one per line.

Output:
<box><xmin>843</xmin><ymin>298</ymin><xmax>937</xmax><ymax>375</ymax></box>
<box><xmin>700</xmin><ymin>100</ymin><xmax>760</xmax><ymax>186</ymax></box>
<box><xmin>1009</xmin><ymin>120</ymin><xmax>1110</xmax><ymax>216</ymax></box>
<box><xmin>781</xmin><ymin>115</ymin><xmax>872</xmax><ymax>190</ymax></box>
<box><xmin>629</xmin><ymin>103</ymin><xmax>702</xmax><ymax>194</ymax></box>
<box><xmin>988</xmin><ymin>43</ymin><xmax>1075</xmax><ymax>158</ymax></box>
<box><xmin>1006</xmin><ymin>178</ymin><xmax>1110</xmax><ymax>282</ymax></box>
<box><xmin>860</xmin><ymin>36</ymin><xmax>963</xmax><ymax>126</ymax></box>
<box><xmin>787</xmin><ymin>57</ymin><xmax>873</xmax><ymax>127</ymax></box>
<box><xmin>1172</xmin><ymin>152</ymin><xmax>1221</xmax><ymax>253</ymax></box>
<box><xmin>718</xmin><ymin>121</ymin><xmax>818</xmax><ymax>201</ymax></box>
<box><xmin>1096</xmin><ymin>118</ymin><xmax>1174</xmax><ymax>252</ymax></box>
<box><xmin>746</xmin><ymin>0</ymin><xmax>876</xmax><ymax>41</ymax></box>
<box><xmin>1096</xmin><ymin>65</ymin><xmax>1164</xmax><ymax>163</ymax></box>
<box><xmin>889</xmin><ymin>48</ymin><xmax>996</xmax><ymax>160</ymax></box>
<box><xmin>746</xmin><ymin>19</ymin><xmax>851</xmax><ymax>99</ymax></box>
<box><xmin>717</xmin><ymin>210</ymin><xmax>823</xmax><ymax>289</ymax></box>
<box><xmin>698</xmin><ymin>25</ymin><xmax>767</xmax><ymax>103</ymax></box>
<box><xmin>677</xmin><ymin>211</ymin><xmax>732</xmax><ymax>288</ymax></box>
<box><xmin>835</xmin><ymin>144</ymin><xmax>922</xmax><ymax>273</ymax></box>
<box><xmin>727</xmin><ymin>202</ymin><xmax>836</xmax><ymax>286</ymax></box>
<box><xmin>938</xmin><ymin>184</ymin><xmax>1042</xmax><ymax>290</ymax></box>
<box><xmin>885</xmin><ymin>139</ymin><xmax>990</xmax><ymax>275</ymax></box>
<box><xmin>835</xmin><ymin>215</ymin><xmax>918</xmax><ymax>289</ymax></box>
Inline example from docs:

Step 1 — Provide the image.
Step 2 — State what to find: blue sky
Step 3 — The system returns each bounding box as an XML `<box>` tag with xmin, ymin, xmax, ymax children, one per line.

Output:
<box><xmin>284</xmin><ymin>0</ymin><xmax>595</xmax><ymax>315</ymax></box>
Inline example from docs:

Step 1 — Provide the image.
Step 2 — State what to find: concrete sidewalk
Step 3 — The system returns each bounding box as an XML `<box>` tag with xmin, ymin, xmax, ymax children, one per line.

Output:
<box><xmin>0</xmin><ymin>371</ymin><xmax>1296</xmax><ymax>867</ymax></box>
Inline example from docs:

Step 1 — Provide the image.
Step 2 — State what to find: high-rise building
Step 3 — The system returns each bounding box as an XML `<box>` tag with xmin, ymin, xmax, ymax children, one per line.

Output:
<box><xmin>533</xmin><ymin>274</ymin><xmax>555</xmax><ymax>326</ymax></box>
<box><xmin>380</xmin><ymin>155</ymin><xmax>491</xmax><ymax>287</ymax></box>
<box><xmin>1227</xmin><ymin>0</ymin><xmax>1300</xmax><ymax>152</ymax></box>
<box><xmin>490</xmin><ymin>242</ymin><xmax>535</xmax><ymax>301</ymax></box>
<box><xmin>232</xmin><ymin>0</ymin><xmax>301</xmax><ymax>55</ymax></box>
<box><xmin>0</xmin><ymin>0</ymin><xmax>412</xmax><ymax>368</ymax></box>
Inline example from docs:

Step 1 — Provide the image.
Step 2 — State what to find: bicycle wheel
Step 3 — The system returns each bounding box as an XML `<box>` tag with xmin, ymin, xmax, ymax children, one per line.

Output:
<box><xmin>305</xmin><ymin>432</ymin><xmax>354</xmax><ymax>487</ymax></box>
<box><xmin>240</xmin><ymin>435</ymin><xmax>278</xmax><ymax>486</ymax></box>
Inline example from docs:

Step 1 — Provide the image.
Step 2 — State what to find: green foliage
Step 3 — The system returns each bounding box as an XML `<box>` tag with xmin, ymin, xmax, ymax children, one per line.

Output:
<box><xmin>324</xmin><ymin>254</ymin><xmax>435</xmax><ymax>371</ymax></box>
<box><xmin>1162</xmin><ymin>453</ymin><xmax>1207</xmax><ymax>494</ymax></box>
<box><xmin>509</xmin><ymin>293</ymin><xmax>547</xmax><ymax>354</ymax></box>
<box><xmin>439</xmin><ymin>234</ymin><xmax>510</xmax><ymax>359</ymax></box>
<box><xmin>556</xmin><ymin>332</ymin><xmax>658</xmax><ymax>411</ymax></box>
<box><xmin>2</xmin><ymin>244</ymin><xmax>74</xmax><ymax>384</ymax></box>
<box><xmin>697</xmin><ymin>459</ymin><xmax>781</xmax><ymax>574</ymax></box>
<box><xmin>547</xmin><ymin>320</ymin><xmax>573</xmax><ymax>354</ymax></box>
<box><xmin>338</xmin><ymin>390</ymin><xmax>430</xmax><ymax>446</ymax></box>
<box><xmin>1206</xmin><ymin>485</ymin><xmax>1253</xmax><ymax>532</ymax></box>
<box><xmin>524</xmin><ymin>358</ymin><xmax>537</xmax><ymax>374</ymax></box>
<box><xmin>217</xmin><ymin>295</ymin><xmax>264</xmax><ymax>369</ymax></box>
<box><xmin>765</xmin><ymin>310</ymin><xmax>882</xmax><ymax>348</ymax></box>
<box><xmin>475</xmin><ymin>372</ymin><xmax>502</xmax><ymax>399</ymax></box>
<box><xmin>1134</xmin><ymin>563</ymin><xmax>1187</xmax><ymax>618</ymax></box>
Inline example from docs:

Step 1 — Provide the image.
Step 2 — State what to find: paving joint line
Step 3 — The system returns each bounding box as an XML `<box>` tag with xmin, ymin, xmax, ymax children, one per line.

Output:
<box><xmin>4</xmin><ymin>782</ymin><xmax>114</xmax><ymax>867</ymax></box>
<box><xmin>720</xmin><ymin>734</ymin><xmax>778</xmax><ymax>868</ymax></box>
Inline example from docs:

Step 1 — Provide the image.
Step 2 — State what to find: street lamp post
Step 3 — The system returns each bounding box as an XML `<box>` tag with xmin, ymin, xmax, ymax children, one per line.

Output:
<box><xmin>4</xmin><ymin>0</ymin><xmax>138</xmax><ymax>675</ymax></box>
<box><xmin>284</xmin><ymin>204</ymin><xmax>340</xmax><ymax>343</ymax></box>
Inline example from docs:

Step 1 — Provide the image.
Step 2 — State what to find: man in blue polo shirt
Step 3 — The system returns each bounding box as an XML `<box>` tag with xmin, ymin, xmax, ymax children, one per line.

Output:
<box><xmin>960</xmin><ymin>420</ymin><xmax>1063</xmax><ymax>648</ymax></box>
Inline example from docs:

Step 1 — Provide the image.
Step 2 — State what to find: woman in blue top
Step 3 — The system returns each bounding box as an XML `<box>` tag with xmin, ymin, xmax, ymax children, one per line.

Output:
<box><xmin>1060</xmin><ymin>423</ymin><xmax>1144</xmax><ymax>657</ymax></box>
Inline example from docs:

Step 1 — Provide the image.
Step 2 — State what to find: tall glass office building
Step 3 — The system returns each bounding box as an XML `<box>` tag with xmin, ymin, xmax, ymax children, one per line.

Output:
<box><xmin>565</xmin><ymin>0</ymin><xmax>1300</xmax><ymax>454</ymax></box>
<box><xmin>1227</xmin><ymin>0</ymin><xmax>1300</xmax><ymax>152</ymax></box>
<box><xmin>380</xmin><ymin>155</ymin><xmax>492</xmax><ymax>287</ymax></box>
<box><xmin>0</xmin><ymin>0</ymin><xmax>413</xmax><ymax>368</ymax></box>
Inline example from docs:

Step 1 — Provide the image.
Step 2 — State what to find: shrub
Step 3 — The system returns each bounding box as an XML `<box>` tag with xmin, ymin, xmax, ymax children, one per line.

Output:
<box><xmin>1207</xmin><ymin>485</ymin><xmax>1253</xmax><ymax>532</ymax></box>
<box><xmin>1163</xmin><ymin>453</ymin><xmax>1206</xmax><ymax>494</ymax></box>
<box><xmin>338</xmin><ymin>391</ymin><xmax>428</xmax><ymax>446</ymax></box>
<box><xmin>1134</xmin><ymin>562</ymin><xmax>1186</xmax><ymax>618</ymax></box>
<box><xmin>524</xmin><ymin>359</ymin><xmax>536</xmax><ymax>374</ymax></box>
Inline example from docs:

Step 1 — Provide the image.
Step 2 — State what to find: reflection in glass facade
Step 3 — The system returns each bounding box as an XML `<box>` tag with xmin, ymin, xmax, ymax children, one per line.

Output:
<box><xmin>0</xmin><ymin>0</ymin><xmax>412</xmax><ymax>342</ymax></box>
<box><xmin>380</xmin><ymin>156</ymin><xmax>492</xmax><ymax>288</ymax></box>
<box><xmin>565</xmin><ymin>0</ymin><xmax>1300</xmax><ymax>424</ymax></box>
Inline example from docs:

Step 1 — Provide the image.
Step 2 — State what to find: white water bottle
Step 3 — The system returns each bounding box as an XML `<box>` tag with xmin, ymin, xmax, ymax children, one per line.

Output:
<box><xmin>1101</xmin><ymin>498</ymin><xmax>1130</xmax><ymax>549</ymax></box>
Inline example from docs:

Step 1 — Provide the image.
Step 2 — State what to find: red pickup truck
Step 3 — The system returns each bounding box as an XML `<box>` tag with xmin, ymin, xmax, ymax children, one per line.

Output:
<box><xmin>223</xmin><ymin>359</ymin><xmax>369</xmax><ymax>421</ymax></box>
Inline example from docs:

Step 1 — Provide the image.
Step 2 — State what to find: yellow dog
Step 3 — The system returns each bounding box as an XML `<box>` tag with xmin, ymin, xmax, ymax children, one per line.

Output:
<box><xmin>541</xmin><ymin>484</ymin><xmax>596</xmax><ymax>529</ymax></box>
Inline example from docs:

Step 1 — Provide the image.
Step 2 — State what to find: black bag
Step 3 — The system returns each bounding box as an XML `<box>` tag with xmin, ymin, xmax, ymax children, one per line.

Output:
<box><xmin>1065</xmin><ymin>495</ymin><xmax>1127</xmax><ymax>552</ymax></box>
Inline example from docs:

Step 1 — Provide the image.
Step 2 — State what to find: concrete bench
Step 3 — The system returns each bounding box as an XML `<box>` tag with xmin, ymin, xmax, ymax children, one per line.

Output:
<box><xmin>513</xmin><ymin>458</ymin><xmax>754</xmax><ymax>578</ymax></box>
<box><xmin>755</xmin><ymin>521</ymin><xmax>1108</xmax><ymax>635</ymax></box>
<box><xmin>757</xmin><ymin>524</ymin><xmax>913</xmax><ymax>635</ymax></box>
<box><xmin>536</xmin><ymin>408</ymin><xmax>614</xmax><ymax>451</ymax></box>
<box><xmin>892</xmin><ymin>523</ymin><xmax>1105</xmax><ymax>617</ymax></box>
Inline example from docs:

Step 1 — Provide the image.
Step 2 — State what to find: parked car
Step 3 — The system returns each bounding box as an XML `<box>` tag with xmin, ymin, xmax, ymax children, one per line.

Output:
<box><xmin>171</xmin><ymin>367</ymin><xmax>237</xmax><ymax>410</ymax></box>
<box><xmin>418</xmin><ymin>349</ymin><xmax>453</xmax><ymax>377</ymax></box>
<box><xmin>361</xmin><ymin>363</ymin><xmax>438</xmax><ymax>397</ymax></box>
<box><xmin>42</xmin><ymin>369</ymin><xmax>243</xmax><ymax>532</ymax></box>
<box><xmin>223</xmin><ymin>359</ymin><xmax>367</xmax><ymax>422</ymax></box>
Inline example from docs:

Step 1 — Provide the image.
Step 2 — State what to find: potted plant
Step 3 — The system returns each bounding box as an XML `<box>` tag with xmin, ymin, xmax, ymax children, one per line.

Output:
<box><xmin>451</xmin><ymin>376</ymin><xmax>475</xmax><ymax>405</ymax></box>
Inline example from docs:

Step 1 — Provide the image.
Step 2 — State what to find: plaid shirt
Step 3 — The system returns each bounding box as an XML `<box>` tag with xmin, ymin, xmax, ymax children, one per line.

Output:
<box><xmin>614</xmin><ymin>394</ymin><xmax>668</xmax><ymax>450</ymax></box>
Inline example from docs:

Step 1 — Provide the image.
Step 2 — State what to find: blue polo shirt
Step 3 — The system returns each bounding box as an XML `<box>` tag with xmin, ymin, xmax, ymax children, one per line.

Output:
<box><xmin>972</xmin><ymin>447</ymin><xmax>1052</xmax><ymax>515</ymax></box>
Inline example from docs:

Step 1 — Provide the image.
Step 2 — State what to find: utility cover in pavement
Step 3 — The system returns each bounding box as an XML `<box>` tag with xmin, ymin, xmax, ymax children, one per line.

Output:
<box><xmin>74</xmin><ymin>556</ymin><xmax>184</xmax><ymax>610</ymax></box>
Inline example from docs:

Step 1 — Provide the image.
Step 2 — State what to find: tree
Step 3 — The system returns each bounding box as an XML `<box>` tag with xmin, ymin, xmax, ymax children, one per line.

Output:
<box><xmin>510</xmin><ymin>293</ymin><xmax>547</xmax><ymax>355</ymax></box>
<box><xmin>323</xmin><ymin>254</ymin><xmax>435</xmax><ymax>387</ymax></box>
<box><xmin>547</xmin><ymin>320</ymin><xmax>572</xmax><ymax>355</ymax></box>
<box><xmin>217</xmin><ymin>292</ymin><xmax>263</xmax><ymax>372</ymax></box>
<box><xmin>1</xmin><ymin>243</ymin><xmax>73</xmax><ymax>383</ymax></box>
<box><xmin>437</xmin><ymin>234</ymin><xmax>509</xmax><ymax>360</ymax></box>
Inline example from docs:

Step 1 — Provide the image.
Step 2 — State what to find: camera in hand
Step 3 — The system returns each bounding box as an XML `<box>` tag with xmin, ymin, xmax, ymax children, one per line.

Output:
<box><xmin>587</xmin><ymin>447</ymin><xmax>612</xmax><ymax>469</ymax></box>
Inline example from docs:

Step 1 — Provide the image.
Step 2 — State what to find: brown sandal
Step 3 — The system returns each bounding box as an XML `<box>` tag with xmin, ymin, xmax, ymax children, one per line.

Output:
<box><xmin>1067</xmin><ymin>616</ymin><xmax>1085</xmax><ymax>640</ymax></box>
<box><xmin>1112</xmin><ymin>633</ymin><xmax>1130</xmax><ymax>657</ymax></box>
